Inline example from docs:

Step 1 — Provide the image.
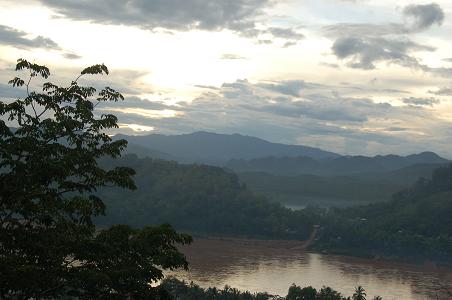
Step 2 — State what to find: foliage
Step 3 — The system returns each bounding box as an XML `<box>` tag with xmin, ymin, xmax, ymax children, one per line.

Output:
<box><xmin>312</xmin><ymin>164</ymin><xmax>452</xmax><ymax>263</ymax></box>
<box><xmin>225</xmin><ymin>153</ymin><xmax>447</xmax><ymax>177</ymax></box>
<box><xmin>352</xmin><ymin>286</ymin><xmax>366</xmax><ymax>300</ymax></box>
<box><xmin>0</xmin><ymin>59</ymin><xmax>191</xmax><ymax>299</ymax></box>
<box><xmin>96</xmin><ymin>154</ymin><xmax>316</xmax><ymax>240</ymax></box>
<box><xmin>237</xmin><ymin>172</ymin><xmax>406</xmax><ymax>206</ymax></box>
<box><xmin>161</xmin><ymin>277</ymin><xmax>280</xmax><ymax>300</ymax></box>
<box><xmin>161</xmin><ymin>278</ymin><xmax>382</xmax><ymax>300</ymax></box>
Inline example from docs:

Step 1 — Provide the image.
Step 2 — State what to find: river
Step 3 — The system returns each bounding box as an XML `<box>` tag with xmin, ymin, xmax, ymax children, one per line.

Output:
<box><xmin>167</xmin><ymin>238</ymin><xmax>452</xmax><ymax>300</ymax></box>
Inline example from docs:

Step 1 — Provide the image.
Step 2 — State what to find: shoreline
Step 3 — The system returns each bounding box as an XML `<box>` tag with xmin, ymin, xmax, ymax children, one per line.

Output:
<box><xmin>182</xmin><ymin>235</ymin><xmax>452</xmax><ymax>272</ymax></box>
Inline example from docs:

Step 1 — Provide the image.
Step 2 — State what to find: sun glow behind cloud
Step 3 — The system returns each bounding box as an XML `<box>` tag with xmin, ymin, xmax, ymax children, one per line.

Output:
<box><xmin>1</xmin><ymin>0</ymin><xmax>452</xmax><ymax>156</ymax></box>
<box><xmin>118</xmin><ymin>123</ymin><xmax>155</xmax><ymax>132</ymax></box>
<box><xmin>106</xmin><ymin>108</ymin><xmax>182</xmax><ymax>119</ymax></box>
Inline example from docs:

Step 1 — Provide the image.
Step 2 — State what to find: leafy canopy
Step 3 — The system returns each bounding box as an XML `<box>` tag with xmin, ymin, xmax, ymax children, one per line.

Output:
<box><xmin>0</xmin><ymin>59</ymin><xmax>191</xmax><ymax>299</ymax></box>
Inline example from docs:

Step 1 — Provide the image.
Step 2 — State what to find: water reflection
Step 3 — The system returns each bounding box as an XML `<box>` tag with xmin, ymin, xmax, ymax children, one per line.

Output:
<box><xmin>167</xmin><ymin>238</ymin><xmax>452</xmax><ymax>300</ymax></box>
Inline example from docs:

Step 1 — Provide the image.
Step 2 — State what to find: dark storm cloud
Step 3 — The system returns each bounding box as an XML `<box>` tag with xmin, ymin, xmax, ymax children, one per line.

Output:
<box><xmin>0</xmin><ymin>24</ymin><xmax>60</xmax><ymax>49</ymax></box>
<box><xmin>403</xmin><ymin>3</ymin><xmax>445</xmax><ymax>31</ymax></box>
<box><xmin>402</xmin><ymin>97</ymin><xmax>440</xmax><ymax>106</ymax></box>
<box><xmin>39</xmin><ymin>0</ymin><xmax>271</xmax><ymax>34</ymax></box>
<box><xmin>332</xmin><ymin>36</ymin><xmax>433</xmax><ymax>70</ymax></box>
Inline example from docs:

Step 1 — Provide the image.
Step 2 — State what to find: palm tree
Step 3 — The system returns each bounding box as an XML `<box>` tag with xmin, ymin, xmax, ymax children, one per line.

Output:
<box><xmin>352</xmin><ymin>286</ymin><xmax>367</xmax><ymax>300</ymax></box>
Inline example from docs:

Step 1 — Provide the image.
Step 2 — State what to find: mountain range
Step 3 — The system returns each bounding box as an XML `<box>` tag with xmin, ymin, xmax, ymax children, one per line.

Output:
<box><xmin>115</xmin><ymin>131</ymin><xmax>450</xmax><ymax>207</ymax></box>
<box><xmin>226</xmin><ymin>152</ymin><xmax>449</xmax><ymax>176</ymax></box>
<box><xmin>115</xmin><ymin>131</ymin><xmax>340</xmax><ymax>164</ymax></box>
<box><xmin>116</xmin><ymin>131</ymin><xmax>448</xmax><ymax>174</ymax></box>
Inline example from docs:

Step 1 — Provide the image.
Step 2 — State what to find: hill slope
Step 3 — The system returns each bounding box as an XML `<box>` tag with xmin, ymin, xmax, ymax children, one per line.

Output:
<box><xmin>313</xmin><ymin>164</ymin><xmax>452</xmax><ymax>263</ymax></box>
<box><xmin>115</xmin><ymin>131</ymin><xmax>339</xmax><ymax>164</ymax></box>
<box><xmin>238</xmin><ymin>163</ymin><xmax>448</xmax><ymax>207</ymax></box>
<box><xmin>226</xmin><ymin>152</ymin><xmax>448</xmax><ymax>176</ymax></box>
<box><xmin>97</xmin><ymin>155</ymin><xmax>314</xmax><ymax>239</ymax></box>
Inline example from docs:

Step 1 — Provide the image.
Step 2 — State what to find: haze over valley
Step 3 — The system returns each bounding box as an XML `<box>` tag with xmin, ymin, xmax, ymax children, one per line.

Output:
<box><xmin>2</xmin><ymin>0</ymin><xmax>452</xmax><ymax>299</ymax></box>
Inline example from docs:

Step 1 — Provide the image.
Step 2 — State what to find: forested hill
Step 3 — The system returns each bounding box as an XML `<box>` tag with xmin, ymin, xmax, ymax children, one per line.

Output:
<box><xmin>96</xmin><ymin>155</ymin><xmax>452</xmax><ymax>263</ymax></box>
<box><xmin>313</xmin><ymin>164</ymin><xmax>452</xmax><ymax>263</ymax></box>
<box><xmin>226</xmin><ymin>152</ymin><xmax>449</xmax><ymax>176</ymax></box>
<box><xmin>96</xmin><ymin>154</ymin><xmax>315</xmax><ymax>239</ymax></box>
<box><xmin>237</xmin><ymin>163</ymin><xmax>447</xmax><ymax>207</ymax></box>
<box><xmin>114</xmin><ymin>131</ymin><xmax>339</xmax><ymax>163</ymax></box>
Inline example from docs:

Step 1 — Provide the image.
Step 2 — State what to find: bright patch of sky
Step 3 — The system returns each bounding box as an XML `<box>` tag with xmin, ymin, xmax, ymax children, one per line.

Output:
<box><xmin>1</xmin><ymin>0</ymin><xmax>452</xmax><ymax>157</ymax></box>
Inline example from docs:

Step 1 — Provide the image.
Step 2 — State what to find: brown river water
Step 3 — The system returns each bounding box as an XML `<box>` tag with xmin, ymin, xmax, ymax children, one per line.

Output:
<box><xmin>167</xmin><ymin>238</ymin><xmax>452</xmax><ymax>300</ymax></box>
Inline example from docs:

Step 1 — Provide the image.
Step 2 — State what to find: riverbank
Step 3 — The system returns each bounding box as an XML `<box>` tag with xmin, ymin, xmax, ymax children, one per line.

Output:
<box><xmin>169</xmin><ymin>237</ymin><xmax>452</xmax><ymax>299</ymax></box>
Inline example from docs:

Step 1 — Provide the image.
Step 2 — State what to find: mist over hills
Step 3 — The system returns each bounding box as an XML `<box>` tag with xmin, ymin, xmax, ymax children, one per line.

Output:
<box><xmin>237</xmin><ymin>163</ymin><xmax>446</xmax><ymax>208</ymax></box>
<box><xmin>116</xmin><ymin>131</ymin><xmax>450</xmax><ymax>208</ymax></box>
<box><xmin>226</xmin><ymin>152</ymin><xmax>449</xmax><ymax>176</ymax></box>
<box><xmin>116</xmin><ymin>131</ymin><xmax>448</xmax><ymax>172</ymax></box>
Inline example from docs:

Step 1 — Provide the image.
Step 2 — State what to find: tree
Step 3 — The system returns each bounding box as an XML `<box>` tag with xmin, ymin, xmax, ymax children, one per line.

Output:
<box><xmin>318</xmin><ymin>286</ymin><xmax>344</xmax><ymax>300</ymax></box>
<box><xmin>352</xmin><ymin>286</ymin><xmax>367</xmax><ymax>300</ymax></box>
<box><xmin>286</xmin><ymin>284</ymin><xmax>317</xmax><ymax>300</ymax></box>
<box><xmin>0</xmin><ymin>59</ymin><xmax>191</xmax><ymax>299</ymax></box>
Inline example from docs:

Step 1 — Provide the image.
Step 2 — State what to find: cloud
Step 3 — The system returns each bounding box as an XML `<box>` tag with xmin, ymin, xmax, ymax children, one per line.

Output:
<box><xmin>319</xmin><ymin>62</ymin><xmax>340</xmax><ymax>69</ymax></box>
<box><xmin>174</xmin><ymin>79</ymin><xmax>437</xmax><ymax>153</ymax></box>
<box><xmin>335</xmin><ymin>0</ymin><xmax>367</xmax><ymax>2</ymax></box>
<box><xmin>256</xmin><ymin>80</ymin><xmax>315</xmax><ymax>97</ymax></box>
<box><xmin>0</xmin><ymin>82</ymin><xmax>26</xmax><ymax>99</ymax></box>
<box><xmin>268</xmin><ymin>27</ymin><xmax>304</xmax><ymax>40</ymax></box>
<box><xmin>324</xmin><ymin>23</ymin><xmax>406</xmax><ymax>38</ymax></box>
<box><xmin>429</xmin><ymin>86</ymin><xmax>452</xmax><ymax>96</ymax></box>
<box><xmin>0</xmin><ymin>24</ymin><xmax>60</xmax><ymax>50</ymax></box>
<box><xmin>38</xmin><ymin>0</ymin><xmax>306</xmax><ymax>46</ymax></box>
<box><xmin>332</xmin><ymin>36</ymin><xmax>433</xmax><ymax>70</ymax></box>
<box><xmin>63</xmin><ymin>53</ymin><xmax>82</xmax><ymax>59</ymax></box>
<box><xmin>220</xmin><ymin>53</ymin><xmax>247</xmax><ymax>60</ymax></box>
<box><xmin>325</xmin><ymin>3</ymin><xmax>445</xmax><ymax>38</ymax></box>
<box><xmin>258</xmin><ymin>27</ymin><xmax>305</xmax><ymax>47</ymax></box>
<box><xmin>96</xmin><ymin>75</ymin><xmax>452</xmax><ymax>156</ymax></box>
<box><xmin>330</xmin><ymin>36</ymin><xmax>452</xmax><ymax>75</ymax></box>
<box><xmin>39</xmin><ymin>0</ymin><xmax>271</xmax><ymax>35</ymax></box>
<box><xmin>77</xmin><ymin>69</ymin><xmax>152</xmax><ymax>96</ymax></box>
<box><xmin>402</xmin><ymin>97</ymin><xmax>440</xmax><ymax>106</ymax></box>
<box><xmin>101</xmin><ymin>96</ymin><xmax>179</xmax><ymax>111</ymax></box>
<box><xmin>403</xmin><ymin>3</ymin><xmax>445</xmax><ymax>31</ymax></box>
<box><xmin>325</xmin><ymin>3</ymin><xmax>449</xmax><ymax>74</ymax></box>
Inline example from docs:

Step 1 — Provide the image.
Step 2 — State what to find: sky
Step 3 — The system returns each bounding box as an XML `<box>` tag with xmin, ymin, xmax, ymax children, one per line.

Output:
<box><xmin>1</xmin><ymin>0</ymin><xmax>452</xmax><ymax>157</ymax></box>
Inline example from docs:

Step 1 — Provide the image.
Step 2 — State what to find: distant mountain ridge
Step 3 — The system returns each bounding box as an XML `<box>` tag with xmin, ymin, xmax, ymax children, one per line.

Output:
<box><xmin>113</xmin><ymin>131</ymin><xmax>450</xmax><ymax>209</ymax></box>
<box><xmin>226</xmin><ymin>152</ymin><xmax>449</xmax><ymax>176</ymax></box>
<box><xmin>115</xmin><ymin>131</ymin><xmax>340</xmax><ymax>163</ymax></box>
<box><xmin>237</xmin><ymin>162</ymin><xmax>449</xmax><ymax>208</ymax></box>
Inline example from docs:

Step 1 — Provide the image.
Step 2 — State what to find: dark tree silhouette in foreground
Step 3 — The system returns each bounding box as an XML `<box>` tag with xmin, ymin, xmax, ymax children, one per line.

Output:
<box><xmin>0</xmin><ymin>59</ymin><xmax>191</xmax><ymax>299</ymax></box>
